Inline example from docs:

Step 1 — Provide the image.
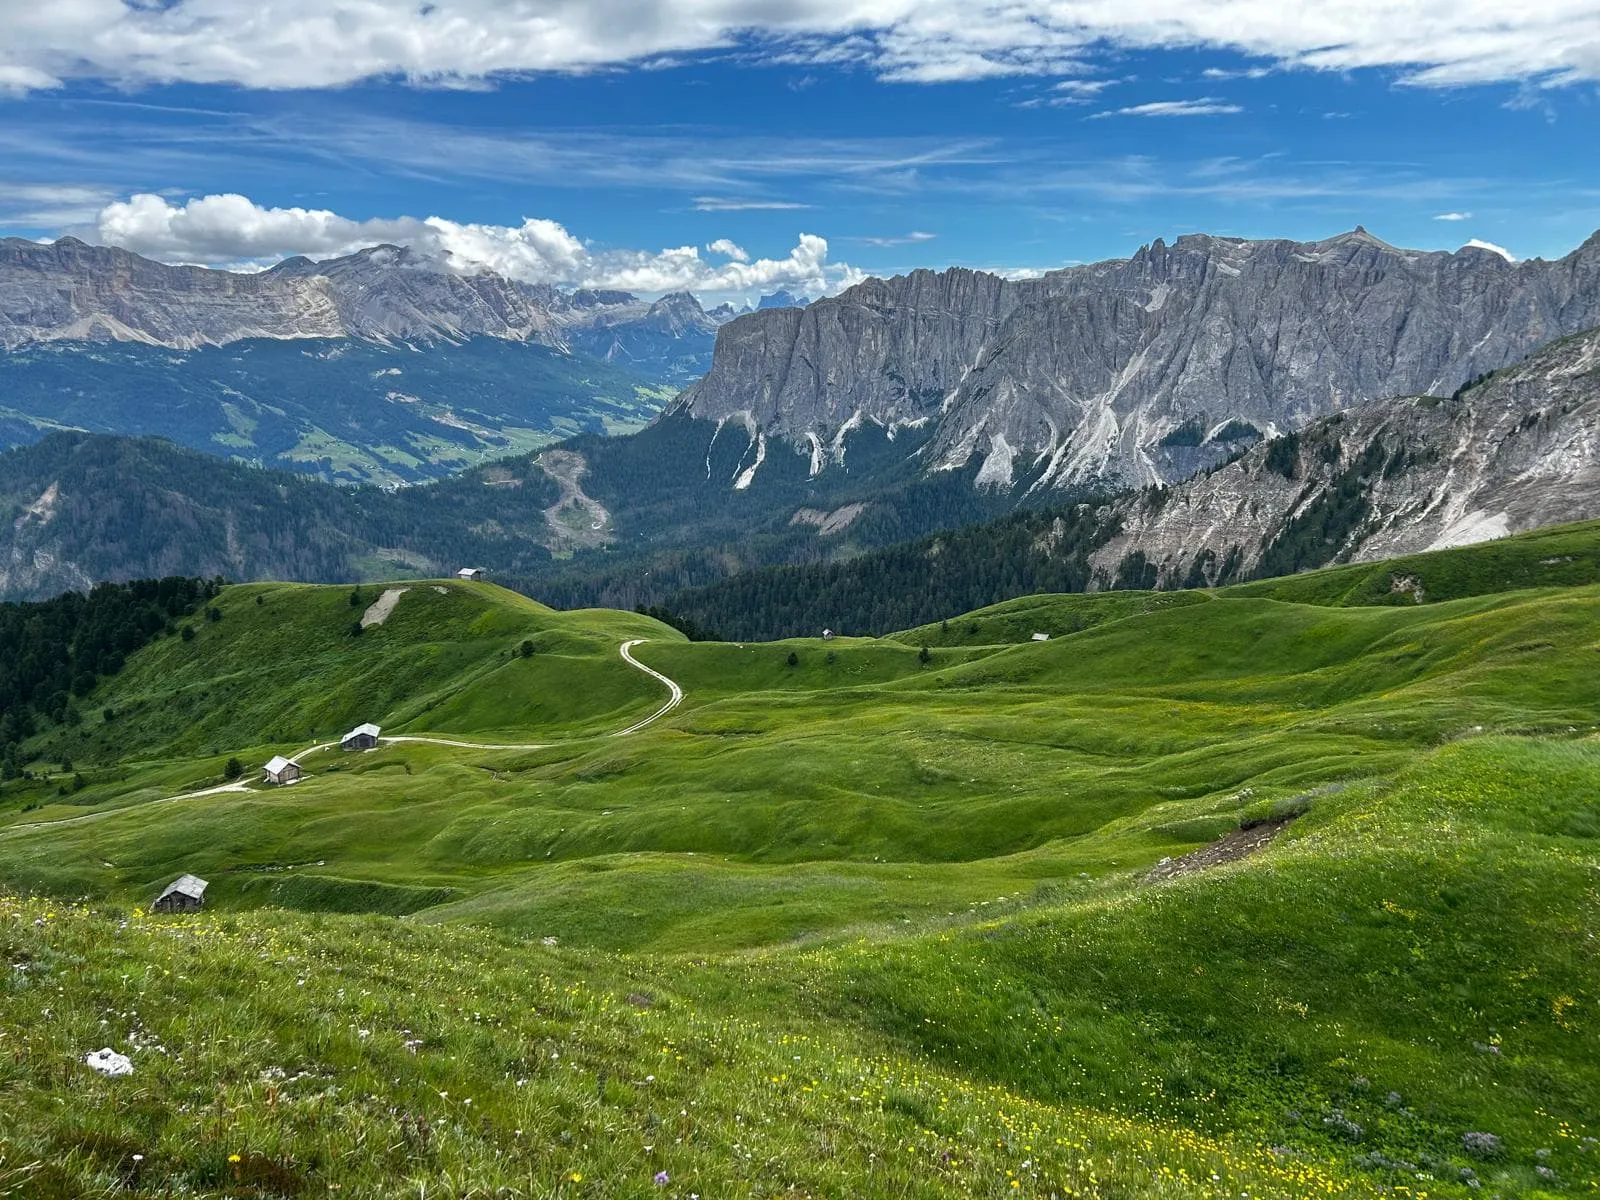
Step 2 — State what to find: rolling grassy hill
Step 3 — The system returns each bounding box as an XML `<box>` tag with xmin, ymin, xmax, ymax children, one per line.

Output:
<box><xmin>1</xmin><ymin>529</ymin><xmax>1598</xmax><ymax>1196</ymax></box>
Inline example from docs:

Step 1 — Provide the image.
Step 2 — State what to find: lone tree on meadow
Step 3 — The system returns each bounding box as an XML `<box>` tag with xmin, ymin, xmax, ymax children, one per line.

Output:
<box><xmin>520</xmin><ymin>639</ymin><xmax>535</xmax><ymax>658</ymax></box>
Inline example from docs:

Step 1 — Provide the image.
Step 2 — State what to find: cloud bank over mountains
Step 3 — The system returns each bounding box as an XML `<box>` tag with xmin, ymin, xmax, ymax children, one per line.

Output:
<box><xmin>1</xmin><ymin>0</ymin><xmax>1596</xmax><ymax>94</ymax></box>
<box><xmin>85</xmin><ymin>193</ymin><xmax>864</xmax><ymax>300</ymax></box>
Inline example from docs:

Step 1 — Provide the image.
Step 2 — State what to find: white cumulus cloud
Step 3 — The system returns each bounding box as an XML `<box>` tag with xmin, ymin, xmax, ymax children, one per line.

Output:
<box><xmin>1464</xmin><ymin>237</ymin><xmax>1516</xmax><ymax>261</ymax></box>
<box><xmin>86</xmin><ymin>192</ymin><xmax>863</xmax><ymax>300</ymax></box>
<box><xmin>706</xmin><ymin>238</ymin><xmax>750</xmax><ymax>261</ymax></box>
<box><xmin>0</xmin><ymin>1</ymin><xmax>1596</xmax><ymax>94</ymax></box>
<box><xmin>1434</xmin><ymin>211</ymin><xmax>1473</xmax><ymax>220</ymax></box>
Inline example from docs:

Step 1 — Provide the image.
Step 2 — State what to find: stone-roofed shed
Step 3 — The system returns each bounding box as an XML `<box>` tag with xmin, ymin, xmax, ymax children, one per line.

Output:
<box><xmin>153</xmin><ymin>874</ymin><xmax>208</xmax><ymax>913</ymax></box>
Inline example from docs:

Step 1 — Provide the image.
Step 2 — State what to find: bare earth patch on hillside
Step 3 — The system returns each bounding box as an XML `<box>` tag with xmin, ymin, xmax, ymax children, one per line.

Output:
<box><xmin>536</xmin><ymin>449</ymin><xmax>613</xmax><ymax>551</ymax></box>
<box><xmin>360</xmin><ymin>586</ymin><xmax>410</xmax><ymax>628</ymax></box>
<box><xmin>1145</xmin><ymin>818</ymin><xmax>1291</xmax><ymax>884</ymax></box>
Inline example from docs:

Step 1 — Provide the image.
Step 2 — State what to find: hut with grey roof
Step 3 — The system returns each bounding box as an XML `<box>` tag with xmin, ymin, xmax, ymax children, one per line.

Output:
<box><xmin>263</xmin><ymin>755</ymin><xmax>301</xmax><ymax>785</ymax></box>
<box><xmin>341</xmin><ymin>722</ymin><xmax>381</xmax><ymax>751</ymax></box>
<box><xmin>152</xmin><ymin>874</ymin><xmax>208</xmax><ymax>913</ymax></box>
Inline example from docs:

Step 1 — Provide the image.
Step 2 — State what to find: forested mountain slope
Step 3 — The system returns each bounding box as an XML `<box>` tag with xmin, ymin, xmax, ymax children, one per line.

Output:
<box><xmin>0</xmin><ymin>337</ymin><xmax>669</xmax><ymax>485</ymax></box>
<box><xmin>0</xmin><ymin>434</ymin><xmax>565</xmax><ymax>597</ymax></box>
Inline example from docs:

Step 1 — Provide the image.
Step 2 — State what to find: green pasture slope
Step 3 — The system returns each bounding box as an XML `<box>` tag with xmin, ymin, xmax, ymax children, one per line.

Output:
<box><xmin>1</xmin><ymin>527</ymin><xmax>1599</xmax><ymax>1197</ymax></box>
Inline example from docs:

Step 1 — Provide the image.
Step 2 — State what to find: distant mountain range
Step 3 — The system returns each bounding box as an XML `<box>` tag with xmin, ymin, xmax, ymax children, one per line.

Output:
<box><xmin>0</xmin><ymin>237</ymin><xmax>733</xmax><ymax>374</ymax></box>
<box><xmin>4</xmin><ymin>319</ymin><xmax>1598</xmax><ymax>614</ymax></box>
<box><xmin>658</xmin><ymin>323</ymin><xmax>1600</xmax><ymax>638</ymax></box>
<box><xmin>679</xmin><ymin>227</ymin><xmax>1600</xmax><ymax>493</ymax></box>
<box><xmin>0</xmin><ymin>237</ymin><xmax>743</xmax><ymax>482</ymax></box>
<box><xmin>5</xmin><ymin>226</ymin><xmax>1600</xmax><ymax>616</ymax></box>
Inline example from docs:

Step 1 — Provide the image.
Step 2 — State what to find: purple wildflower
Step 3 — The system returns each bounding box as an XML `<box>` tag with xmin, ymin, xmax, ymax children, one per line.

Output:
<box><xmin>654</xmin><ymin>1171</ymin><xmax>670</xmax><ymax>1186</ymax></box>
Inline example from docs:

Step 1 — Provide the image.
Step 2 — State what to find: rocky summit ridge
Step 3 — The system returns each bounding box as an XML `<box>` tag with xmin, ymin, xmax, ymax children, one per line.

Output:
<box><xmin>676</xmin><ymin>227</ymin><xmax>1600</xmax><ymax>492</ymax></box>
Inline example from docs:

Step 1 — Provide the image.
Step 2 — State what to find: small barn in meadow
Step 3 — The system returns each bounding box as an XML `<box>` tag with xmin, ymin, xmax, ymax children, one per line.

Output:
<box><xmin>263</xmin><ymin>755</ymin><xmax>301</xmax><ymax>785</ymax></box>
<box><xmin>152</xmin><ymin>874</ymin><xmax>208</xmax><ymax>913</ymax></box>
<box><xmin>341</xmin><ymin>722</ymin><xmax>381</xmax><ymax>751</ymax></box>
<box><xmin>1030</xmin><ymin>632</ymin><xmax>1051</xmax><ymax>642</ymax></box>
<box><xmin>457</xmin><ymin>567</ymin><xmax>486</xmax><ymax>581</ymax></box>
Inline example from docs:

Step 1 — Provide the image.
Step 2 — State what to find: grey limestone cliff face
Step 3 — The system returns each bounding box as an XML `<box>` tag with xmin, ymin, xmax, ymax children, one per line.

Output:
<box><xmin>679</xmin><ymin>228</ymin><xmax>1600</xmax><ymax>492</ymax></box>
<box><xmin>0</xmin><ymin>237</ymin><xmax>346</xmax><ymax>349</ymax></box>
<box><xmin>675</xmin><ymin>267</ymin><xmax>1019</xmax><ymax>468</ymax></box>
<box><xmin>1086</xmin><ymin>324</ymin><xmax>1600</xmax><ymax>587</ymax></box>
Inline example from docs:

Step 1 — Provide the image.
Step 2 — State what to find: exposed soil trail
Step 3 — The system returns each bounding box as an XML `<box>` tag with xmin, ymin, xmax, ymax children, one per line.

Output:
<box><xmin>536</xmin><ymin>450</ymin><xmax>612</xmax><ymax>550</ymax></box>
<box><xmin>1144</xmin><ymin>819</ymin><xmax>1292</xmax><ymax>884</ymax></box>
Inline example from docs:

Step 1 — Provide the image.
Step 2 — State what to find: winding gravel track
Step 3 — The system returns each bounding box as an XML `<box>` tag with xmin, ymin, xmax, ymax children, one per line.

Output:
<box><xmin>611</xmin><ymin>639</ymin><xmax>685</xmax><ymax>736</ymax></box>
<box><xmin>3</xmin><ymin>782</ymin><xmax>250</xmax><ymax>833</ymax></box>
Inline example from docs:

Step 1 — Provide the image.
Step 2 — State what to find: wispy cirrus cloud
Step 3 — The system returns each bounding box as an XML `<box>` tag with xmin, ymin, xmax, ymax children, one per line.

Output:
<box><xmin>692</xmin><ymin>197</ymin><xmax>812</xmax><ymax>211</ymax></box>
<box><xmin>1090</xmin><ymin>97</ymin><xmax>1244</xmax><ymax>119</ymax></box>
<box><xmin>0</xmin><ymin>182</ymin><xmax>118</xmax><ymax>225</ymax></box>
<box><xmin>851</xmin><ymin>230</ymin><xmax>937</xmax><ymax>246</ymax></box>
<box><xmin>1434</xmin><ymin>210</ymin><xmax>1473</xmax><ymax>220</ymax></box>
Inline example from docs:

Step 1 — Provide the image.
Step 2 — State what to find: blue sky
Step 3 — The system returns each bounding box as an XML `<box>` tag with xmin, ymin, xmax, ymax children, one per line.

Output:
<box><xmin>1</xmin><ymin>2</ymin><xmax>1597</xmax><ymax>302</ymax></box>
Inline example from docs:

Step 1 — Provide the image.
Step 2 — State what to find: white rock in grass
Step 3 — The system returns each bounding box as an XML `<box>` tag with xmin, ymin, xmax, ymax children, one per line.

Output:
<box><xmin>85</xmin><ymin>1048</ymin><xmax>133</xmax><ymax>1077</ymax></box>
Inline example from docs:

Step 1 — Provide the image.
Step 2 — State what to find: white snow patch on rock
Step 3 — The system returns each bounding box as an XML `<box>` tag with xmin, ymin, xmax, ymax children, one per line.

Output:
<box><xmin>805</xmin><ymin>432</ymin><xmax>824</xmax><ymax>477</ymax></box>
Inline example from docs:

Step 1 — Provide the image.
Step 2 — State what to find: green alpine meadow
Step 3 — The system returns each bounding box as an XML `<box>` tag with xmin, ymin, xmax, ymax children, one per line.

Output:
<box><xmin>1</xmin><ymin>523</ymin><xmax>1597</xmax><ymax>1197</ymax></box>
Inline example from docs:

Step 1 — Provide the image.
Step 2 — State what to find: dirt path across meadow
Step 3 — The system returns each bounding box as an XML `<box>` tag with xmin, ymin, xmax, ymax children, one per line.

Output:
<box><xmin>1144</xmin><ymin>819</ymin><xmax>1292</xmax><ymax>884</ymax></box>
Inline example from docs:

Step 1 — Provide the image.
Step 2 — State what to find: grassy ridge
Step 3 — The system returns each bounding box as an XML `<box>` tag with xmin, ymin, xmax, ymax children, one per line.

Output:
<box><xmin>46</xmin><ymin>579</ymin><xmax>677</xmax><ymax>762</ymax></box>
<box><xmin>1226</xmin><ymin>519</ymin><xmax>1600</xmax><ymax>607</ymax></box>
<box><xmin>0</xmin><ymin>534</ymin><xmax>1598</xmax><ymax>1195</ymax></box>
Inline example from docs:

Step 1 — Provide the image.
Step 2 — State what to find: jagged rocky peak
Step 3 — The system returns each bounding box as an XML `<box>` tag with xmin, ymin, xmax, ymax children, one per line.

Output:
<box><xmin>569</xmin><ymin>288</ymin><xmax>640</xmax><ymax>309</ymax></box>
<box><xmin>677</xmin><ymin>226</ymin><xmax>1600</xmax><ymax>495</ymax></box>
<box><xmin>756</xmin><ymin>289</ymin><xmax>810</xmax><ymax>309</ymax></box>
<box><xmin>639</xmin><ymin>291</ymin><xmax>714</xmax><ymax>335</ymax></box>
<box><xmin>0</xmin><ymin>236</ymin><xmax>347</xmax><ymax>350</ymax></box>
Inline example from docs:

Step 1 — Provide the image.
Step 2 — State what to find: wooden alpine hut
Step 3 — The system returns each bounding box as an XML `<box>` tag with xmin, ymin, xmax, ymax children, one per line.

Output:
<box><xmin>152</xmin><ymin>874</ymin><xmax>208</xmax><ymax>913</ymax></box>
<box><xmin>341</xmin><ymin>722</ymin><xmax>381</xmax><ymax>751</ymax></box>
<box><xmin>263</xmin><ymin>755</ymin><xmax>301</xmax><ymax>785</ymax></box>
